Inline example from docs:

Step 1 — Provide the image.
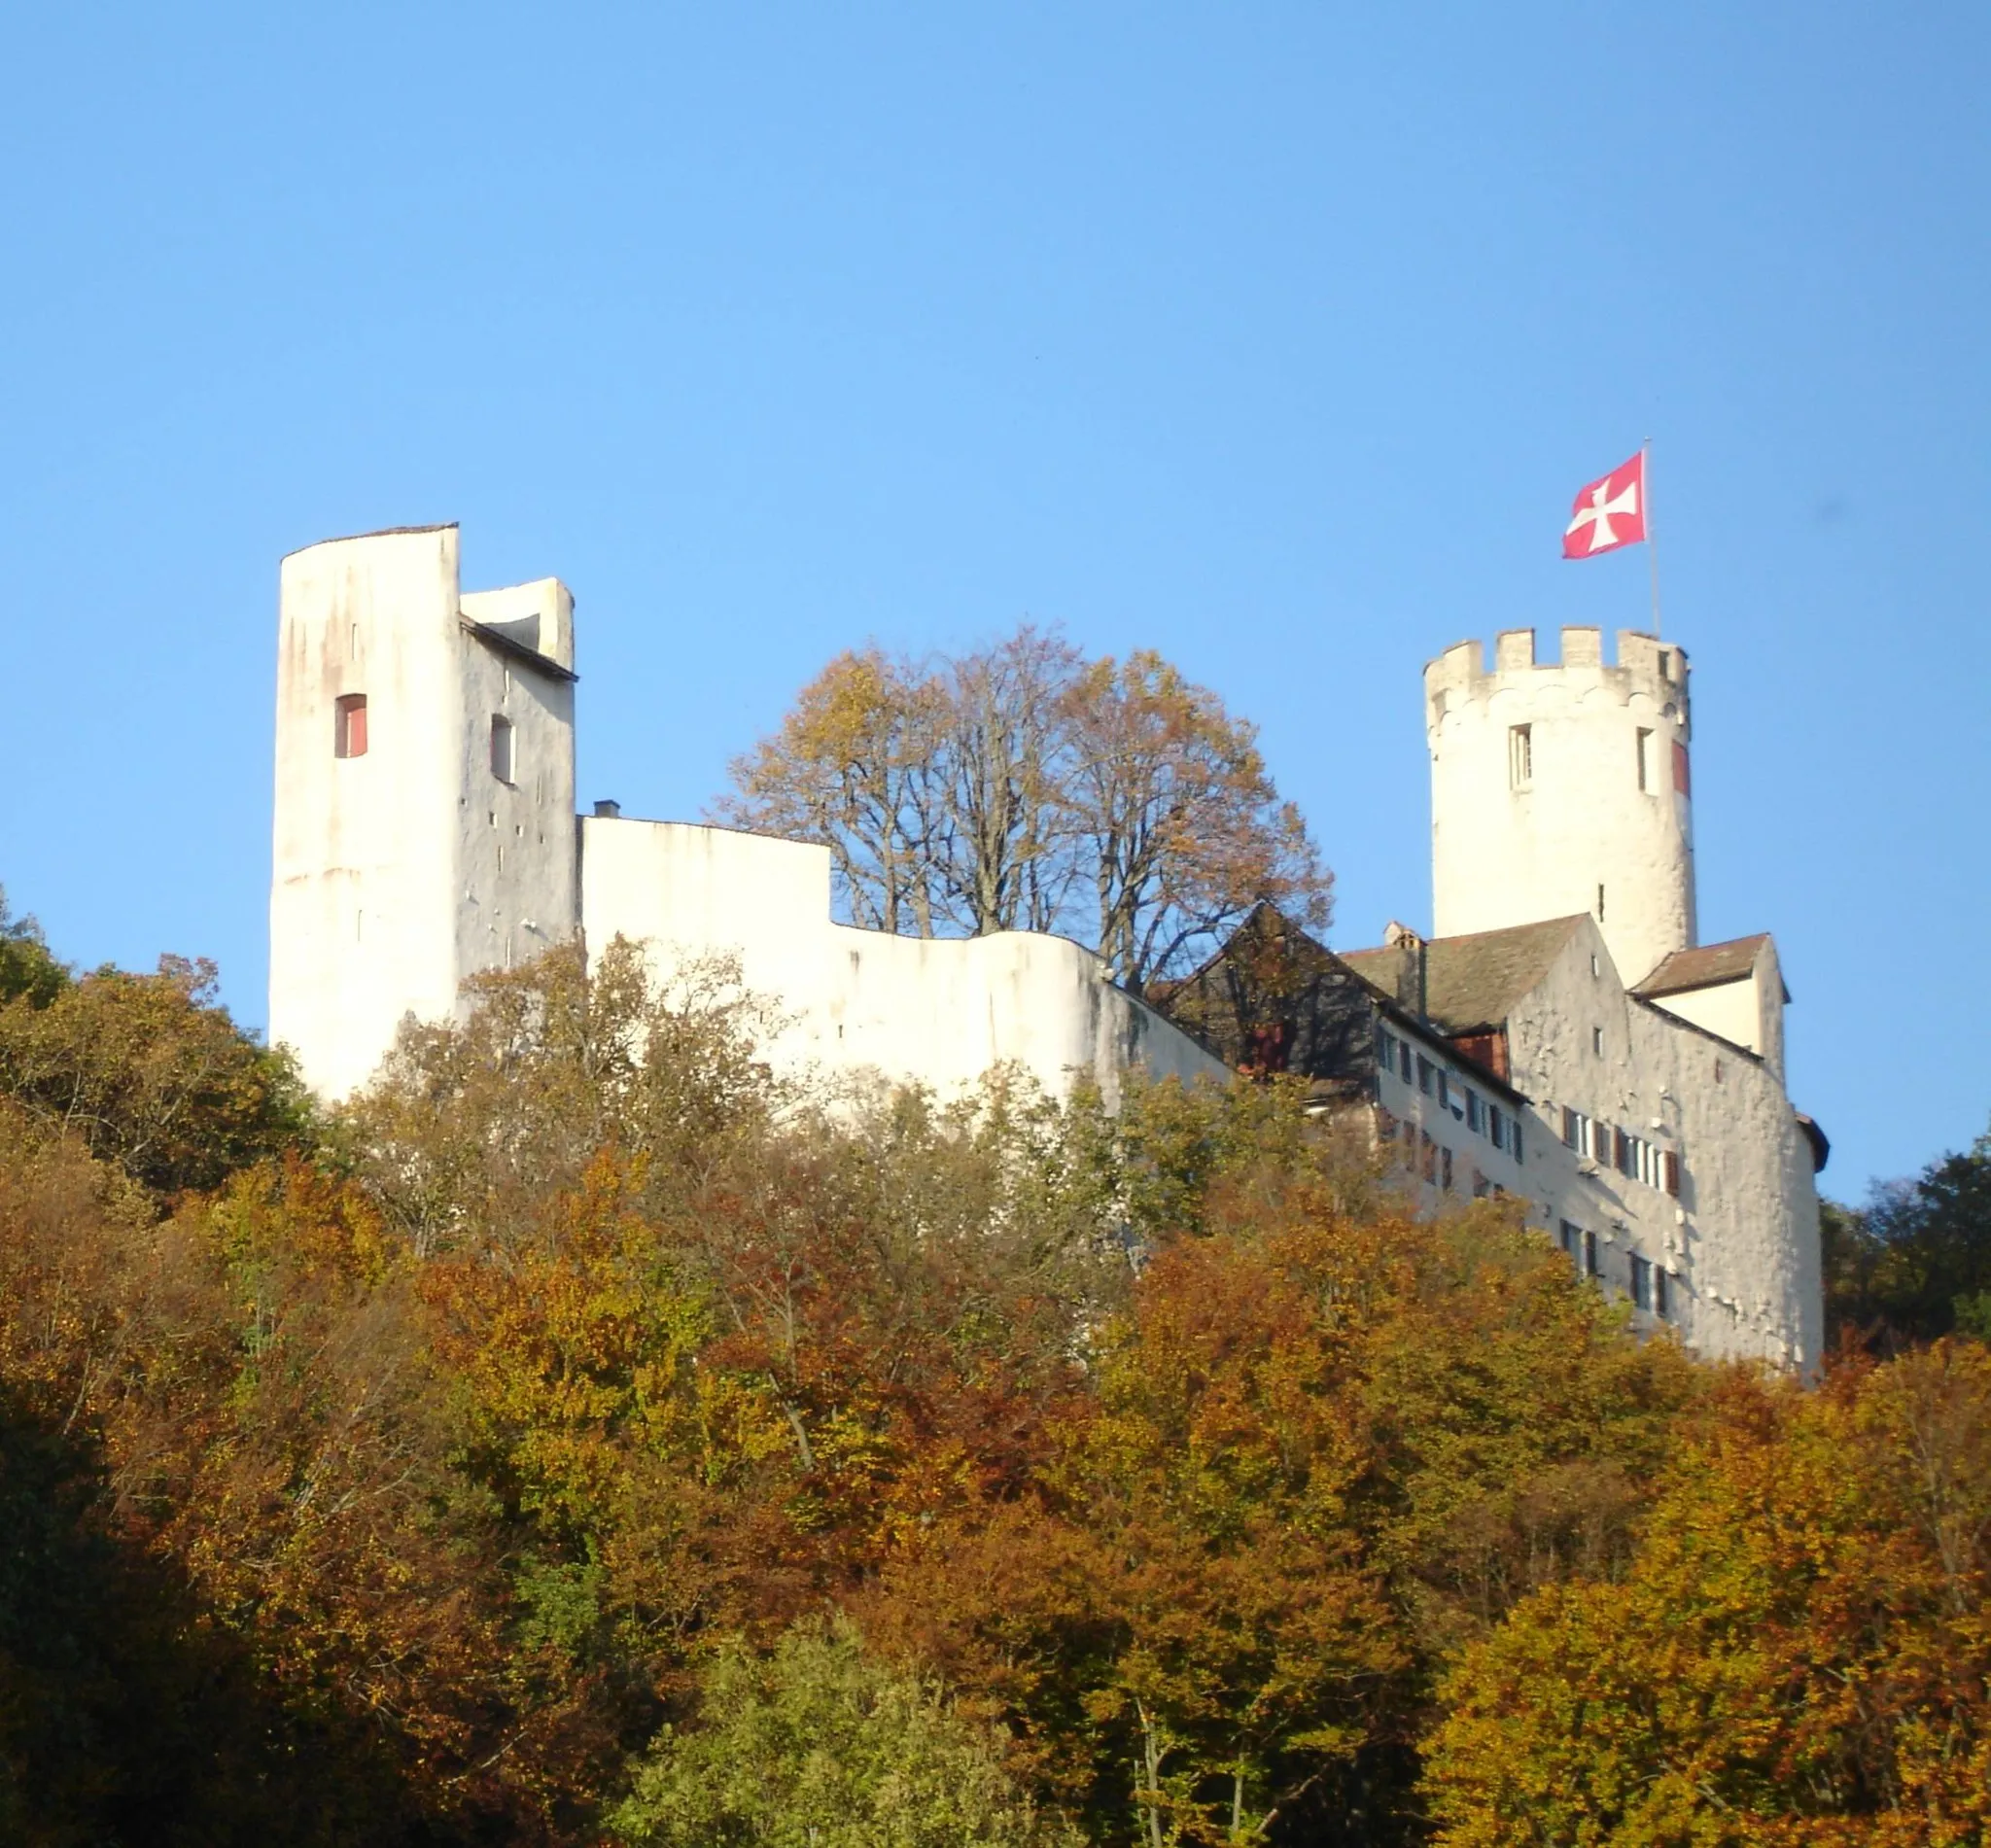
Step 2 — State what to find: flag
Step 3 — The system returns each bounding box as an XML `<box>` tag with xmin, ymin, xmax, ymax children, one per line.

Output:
<box><xmin>1562</xmin><ymin>451</ymin><xmax>1647</xmax><ymax>558</ymax></box>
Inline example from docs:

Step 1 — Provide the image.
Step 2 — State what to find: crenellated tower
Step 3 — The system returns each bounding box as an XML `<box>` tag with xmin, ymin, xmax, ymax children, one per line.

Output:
<box><xmin>1424</xmin><ymin>626</ymin><xmax>1695</xmax><ymax>986</ymax></box>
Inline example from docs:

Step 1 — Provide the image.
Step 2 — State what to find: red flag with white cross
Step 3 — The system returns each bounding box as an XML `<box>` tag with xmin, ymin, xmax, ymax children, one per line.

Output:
<box><xmin>1562</xmin><ymin>451</ymin><xmax>1647</xmax><ymax>558</ymax></box>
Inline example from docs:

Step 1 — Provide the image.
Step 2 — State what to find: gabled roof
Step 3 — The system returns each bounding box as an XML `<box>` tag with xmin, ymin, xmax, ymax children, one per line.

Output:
<box><xmin>1634</xmin><ymin>933</ymin><xmax>1773</xmax><ymax>998</ymax></box>
<box><xmin>1340</xmin><ymin>915</ymin><xmax>1588</xmax><ymax>1036</ymax></box>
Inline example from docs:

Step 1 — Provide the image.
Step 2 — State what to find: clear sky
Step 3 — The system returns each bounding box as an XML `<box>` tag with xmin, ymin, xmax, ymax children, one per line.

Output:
<box><xmin>2</xmin><ymin>4</ymin><xmax>1984</xmax><ymax>1197</ymax></box>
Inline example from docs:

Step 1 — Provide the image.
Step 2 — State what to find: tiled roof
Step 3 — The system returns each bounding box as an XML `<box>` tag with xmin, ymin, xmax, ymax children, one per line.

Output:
<box><xmin>1341</xmin><ymin>915</ymin><xmax>1588</xmax><ymax>1034</ymax></box>
<box><xmin>1633</xmin><ymin>934</ymin><xmax>1770</xmax><ymax>998</ymax></box>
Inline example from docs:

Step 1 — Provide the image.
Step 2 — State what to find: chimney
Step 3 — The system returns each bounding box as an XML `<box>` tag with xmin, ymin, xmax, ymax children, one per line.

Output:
<box><xmin>592</xmin><ymin>799</ymin><xmax>621</xmax><ymax>819</ymax></box>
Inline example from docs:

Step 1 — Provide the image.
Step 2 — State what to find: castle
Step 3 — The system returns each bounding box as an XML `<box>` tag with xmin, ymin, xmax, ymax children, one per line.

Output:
<box><xmin>270</xmin><ymin>523</ymin><xmax>1825</xmax><ymax>1368</ymax></box>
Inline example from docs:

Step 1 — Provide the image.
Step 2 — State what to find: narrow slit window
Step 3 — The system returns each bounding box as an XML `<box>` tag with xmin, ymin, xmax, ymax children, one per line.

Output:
<box><xmin>1509</xmin><ymin>723</ymin><xmax>1533</xmax><ymax>789</ymax></box>
<box><xmin>333</xmin><ymin>693</ymin><xmax>368</xmax><ymax>759</ymax></box>
<box><xmin>1673</xmin><ymin>741</ymin><xmax>1692</xmax><ymax>795</ymax></box>
<box><xmin>491</xmin><ymin>714</ymin><xmax>515</xmax><ymax>784</ymax></box>
<box><xmin>1636</xmin><ymin>727</ymin><xmax>1655</xmax><ymax>791</ymax></box>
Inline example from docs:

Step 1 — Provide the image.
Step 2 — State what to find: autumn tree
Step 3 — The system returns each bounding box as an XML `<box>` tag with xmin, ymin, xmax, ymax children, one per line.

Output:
<box><xmin>0</xmin><ymin>953</ymin><xmax>311</xmax><ymax>1196</ymax></box>
<box><xmin>1424</xmin><ymin>1344</ymin><xmax>1991</xmax><ymax>1845</ymax></box>
<box><xmin>720</xmin><ymin>627</ymin><xmax>1330</xmax><ymax>994</ymax></box>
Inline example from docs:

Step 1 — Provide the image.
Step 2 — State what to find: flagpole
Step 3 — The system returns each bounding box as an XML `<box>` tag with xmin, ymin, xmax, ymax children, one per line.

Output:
<box><xmin>1643</xmin><ymin>437</ymin><xmax>1662</xmax><ymax>638</ymax></box>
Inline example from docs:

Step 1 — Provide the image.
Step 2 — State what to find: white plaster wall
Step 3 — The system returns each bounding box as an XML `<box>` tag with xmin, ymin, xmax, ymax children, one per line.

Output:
<box><xmin>579</xmin><ymin>816</ymin><xmax>1225</xmax><ymax>1103</ymax></box>
<box><xmin>270</xmin><ymin>528</ymin><xmax>579</xmax><ymax>1098</ymax></box>
<box><xmin>1428</xmin><ymin>628</ymin><xmax>1695</xmax><ymax>987</ymax></box>
<box><xmin>271</xmin><ymin>527</ymin><xmax>468</xmax><ymax>1099</ymax></box>
<box><xmin>1498</xmin><ymin>916</ymin><xmax>1822</xmax><ymax>1370</ymax></box>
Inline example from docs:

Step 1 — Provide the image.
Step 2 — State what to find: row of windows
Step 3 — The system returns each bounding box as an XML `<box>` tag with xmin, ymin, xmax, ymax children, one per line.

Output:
<box><xmin>1560</xmin><ymin>1108</ymin><xmax>1682</xmax><ymax>1197</ymax></box>
<box><xmin>332</xmin><ymin>696</ymin><xmax>521</xmax><ymax>788</ymax></box>
<box><xmin>1378</xmin><ymin>1113</ymin><xmax>1508</xmax><ymax>1202</ymax></box>
<box><xmin>1377</xmin><ymin>1028</ymin><xmax>1523</xmax><ymax>1161</ymax></box>
<box><xmin>1558</xmin><ymin>1221</ymin><xmax>1673</xmax><ymax>1317</ymax></box>
<box><xmin>1507</xmin><ymin>723</ymin><xmax>1691</xmax><ymax>795</ymax></box>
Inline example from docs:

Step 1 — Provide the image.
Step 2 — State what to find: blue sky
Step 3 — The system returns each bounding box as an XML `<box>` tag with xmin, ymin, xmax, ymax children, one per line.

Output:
<box><xmin>2</xmin><ymin>4</ymin><xmax>1984</xmax><ymax>1196</ymax></box>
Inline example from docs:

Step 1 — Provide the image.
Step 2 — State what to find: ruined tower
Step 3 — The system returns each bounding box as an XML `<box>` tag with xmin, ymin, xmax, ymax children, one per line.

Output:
<box><xmin>268</xmin><ymin>524</ymin><xmax>580</xmax><ymax>1098</ymax></box>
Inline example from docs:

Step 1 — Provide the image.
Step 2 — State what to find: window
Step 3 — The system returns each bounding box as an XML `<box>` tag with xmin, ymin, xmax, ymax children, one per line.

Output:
<box><xmin>1655</xmin><ymin>1269</ymin><xmax>1671</xmax><ymax>1318</ymax></box>
<box><xmin>1590</xmin><ymin>954</ymin><xmax>1600</xmax><ymax>978</ymax></box>
<box><xmin>1441</xmin><ymin>1145</ymin><xmax>1454</xmax><ymax>1192</ymax></box>
<box><xmin>1488</xmin><ymin>1103</ymin><xmax>1506</xmax><ymax>1151</ymax></box>
<box><xmin>1400</xmin><ymin>1040</ymin><xmax>1414</xmax><ymax>1083</ymax></box>
<box><xmin>1512</xmin><ymin>1121</ymin><xmax>1523</xmax><ymax>1163</ymax></box>
<box><xmin>1636</xmin><ymin>727</ymin><xmax>1656</xmax><ymax>791</ymax></box>
<box><xmin>1465</xmin><ymin>1091</ymin><xmax>1485</xmax><ymax>1134</ymax></box>
<box><xmin>1420</xmin><ymin>1131</ymin><xmax>1439</xmax><ymax>1184</ymax></box>
<box><xmin>1596</xmin><ymin>883</ymin><xmax>1606</xmax><ymax>921</ymax></box>
<box><xmin>1562</xmin><ymin>1106</ymin><xmax>1589</xmax><ymax>1152</ymax></box>
<box><xmin>1630</xmin><ymin>1254</ymin><xmax>1654</xmax><ymax>1311</ymax></box>
<box><xmin>1673</xmin><ymin>741</ymin><xmax>1692</xmax><ymax>795</ymax></box>
<box><xmin>1584</xmin><ymin>1230</ymin><xmax>1600</xmax><ymax>1278</ymax></box>
<box><xmin>1509</xmin><ymin>724</ymin><xmax>1533</xmax><ymax>789</ymax></box>
<box><xmin>491</xmin><ymin>715</ymin><xmax>515</xmax><ymax>784</ymax></box>
<box><xmin>1417</xmin><ymin>1055</ymin><xmax>1437</xmax><ymax>1098</ymax></box>
<box><xmin>1662</xmin><ymin>1149</ymin><xmax>1681</xmax><ymax>1199</ymax></box>
<box><xmin>1559</xmin><ymin>1220</ymin><xmax>1581</xmax><ymax>1263</ymax></box>
<box><xmin>1437</xmin><ymin>1070</ymin><xmax>1450</xmax><ymax>1111</ymax></box>
<box><xmin>333</xmin><ymin>693</ymin><xmax>367</xmax><ymax>758</ymax></box>
<box><xmin>1376</xmin><ymin>1025</ymin><xmax>1396</xmax><ymax>1075</ymax></box>
<box><xmin>1591</xmin><ymin>1026</ymin><xmax>1604</xmax><ymax>1057</ymax></box>
<box><xmin>1472</xmin><ymin>1168</ymin><xmax>1489</xmax><ymax>1199</ymax></box>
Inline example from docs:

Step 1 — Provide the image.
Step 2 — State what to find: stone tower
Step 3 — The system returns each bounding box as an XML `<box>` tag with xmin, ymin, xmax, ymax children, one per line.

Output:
<box><xmin>269</xmin><ymin>524</ymin><xmax>579</xmax><ymax>1098</ymax></box>
<box><xmin>1424</xmin><ymin>626</ymin><xmax>1695</xmax><ymax>986</ymax></box>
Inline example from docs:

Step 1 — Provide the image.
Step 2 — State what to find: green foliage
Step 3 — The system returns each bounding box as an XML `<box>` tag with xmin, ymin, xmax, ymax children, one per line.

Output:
<box><xmin>1823</xmin><ymin>1120</ymin><xmax>1991</xmax><ymax>1348</ymax></box>
<box><xmin>609</xmin><ymin>1621</ymin><xmax>1079</xmax><ymax>1847</ymax></box>
<box><xmin>0</xmin><ymin>886</ymin><xmax>67</xmax><ymax>1007</ymax></box>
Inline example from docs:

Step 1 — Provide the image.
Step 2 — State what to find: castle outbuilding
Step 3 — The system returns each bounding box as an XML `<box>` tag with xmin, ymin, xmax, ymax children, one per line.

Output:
<box><xmin>269</xmin><ymin>533</ymin><xmax>1824</xmax><ymax>1368</ymax></box>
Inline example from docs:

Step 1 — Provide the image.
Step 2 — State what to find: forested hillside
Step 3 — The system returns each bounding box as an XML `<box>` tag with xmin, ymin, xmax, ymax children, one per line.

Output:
<box><xmin>1</xmin><ymin>891</ymin><xmax>1985</xmax><ymax>1846</ymax></box>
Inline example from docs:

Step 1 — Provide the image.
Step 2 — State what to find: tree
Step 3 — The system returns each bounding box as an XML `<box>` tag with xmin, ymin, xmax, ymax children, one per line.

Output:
<box><xmin>1823</xmin><ymin>1120</ymin><xmax>1991</xmax><ymax>1348</ymax></box>
<box><xmin>0</xmin><ymin>955</ymin><xmax>310</xmax><ymax>1196</ymax></box>
<box><xmin>0</xmin><ymin>886</ymin><xmax>67</xmax><ymax>1007</ymax></box>
<box><xmin>719</xmin><ymin>628</ymin><xmax>1331</xmax><ymax>994</ymax></box>
<box><xmin>609</xmin><ymin>1621</ymin><xmax>1080</xmax><ymax>1847</ymax></box>
<box><xmin>1063</xmin><ymin>651</ymin><xmax>1326</xmax><ymax>995</ymax></box>
<box><xmin>1423</xmin><ymin>1346</ymin><xmax>1991</xmax><ymax>1846</ymax></box>
<box><xmin>721</xmin><ymin>647</ymin><xmax>953</xmax><ymax>936</ymax></box>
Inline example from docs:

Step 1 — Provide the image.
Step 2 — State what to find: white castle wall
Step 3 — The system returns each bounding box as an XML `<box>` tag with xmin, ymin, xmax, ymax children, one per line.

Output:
<box><xmin>270</xmin><ymin>525</ymin><xmax>1219</xmax><ymax>1104</ymax></box>
<box><xmin>1427</xmin><ymin>627</ymin><xmax>1695</xmax><ymax>987</ymax></box>
<box><xmin>579</xmin><ymin>817</ymin><xmax>1225</xmax><ymax>1104</ymax></box>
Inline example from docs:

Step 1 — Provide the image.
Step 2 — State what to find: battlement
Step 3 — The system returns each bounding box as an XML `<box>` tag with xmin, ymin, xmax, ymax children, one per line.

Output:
<box><xmin>1425</xmin><ymin>627</ymin><xmax>1690</xmax><ymax>722</ymax></box>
